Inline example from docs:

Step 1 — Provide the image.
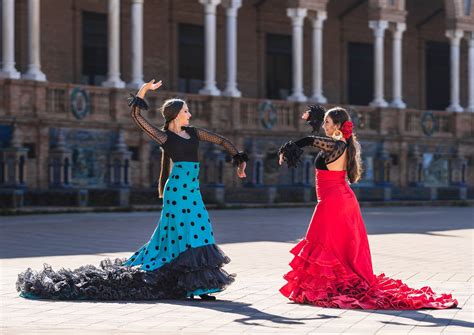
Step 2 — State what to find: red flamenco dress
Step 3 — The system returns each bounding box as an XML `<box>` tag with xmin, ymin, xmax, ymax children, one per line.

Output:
<box><xmin>278</xmin><ymin>135</ymin><xmax>458</xmax><ymax>310</ymax></box>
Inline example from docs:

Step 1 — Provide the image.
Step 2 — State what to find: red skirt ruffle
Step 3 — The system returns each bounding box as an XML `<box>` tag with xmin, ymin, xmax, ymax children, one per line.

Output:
<box><xmin>280</xmin><ymin>236</ymin><xmax>458</xmax><ymax>309</ymax></box>
<box><xmin>280</xmin><ymin>169</ymin><xmax>458</xmax><ymax>310</ymax></box>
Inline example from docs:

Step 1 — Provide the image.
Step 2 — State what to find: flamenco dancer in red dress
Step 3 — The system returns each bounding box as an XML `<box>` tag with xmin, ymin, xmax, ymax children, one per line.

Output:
<box><xmin>278</xmin><ymin>105</ymin><xmax>457</xmax><ymax>310</ymax></box>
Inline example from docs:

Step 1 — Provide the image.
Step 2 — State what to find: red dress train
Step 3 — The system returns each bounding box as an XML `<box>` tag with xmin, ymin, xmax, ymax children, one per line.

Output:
<box><xmin>280</xmin><ymin>169</ymin><xmax>458</xmax><ymax>309</ymax></box>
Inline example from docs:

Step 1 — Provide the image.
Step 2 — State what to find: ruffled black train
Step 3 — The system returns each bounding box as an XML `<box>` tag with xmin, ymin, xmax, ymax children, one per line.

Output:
<box><xmin>16</xmin><ymin>244</ymin><xmax>235</xmax><ymax>301</ymax></box>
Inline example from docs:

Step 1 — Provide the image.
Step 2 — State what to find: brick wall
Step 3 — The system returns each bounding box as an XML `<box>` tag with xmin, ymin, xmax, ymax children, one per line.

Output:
<box><xmin>8</xmin><ymin>0</ymin><xmax>470</xmax><ymax>108</ymax></box>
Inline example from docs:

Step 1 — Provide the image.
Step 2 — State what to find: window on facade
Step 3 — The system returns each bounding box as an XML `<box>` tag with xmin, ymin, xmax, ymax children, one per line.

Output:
<box><xmin>129</xmin><ymin>146</ymin><xmax>139</xmax><ymax>161</ymax></box>
<box><xmin>465</xmin><ymin>0</ymin><xmax>472</xmax><ymax>15</ymax></box>
<box><xmin>24</xmin><ymin>143</ymin><xmax>36</xmax><ymax>159</ymax></box>
<box><xmin>347</xmin><ymin>42</ymin><xmax>373</xmax><ymax>106</ymax></box>
<box><xmin>0</xmin><ymin>4</ymin><xmax>2</xmax><ymax>64</ymax></box>
<box><xmin>0</xmin><ymin>125</ymin><xmax>12</xmax><ymax>148</ymax></box>
<box><xmin>425</xmin><ymin>41</ymin><xmax>450</xmax><ymax>111</ymax></box>
<box><xmin>266</xmin><ymin>34</ymin><xmax>292</xmax><ymax>100</ymax></box>
<box><xmin>82</xmin><ymin>11</ymin><xmax>107</xmax><ymax>86</ymax></box>
<box><xmin>178</xmin><ymin>24</ymin><xmax>204</xmax><ymax>93</ymax></box>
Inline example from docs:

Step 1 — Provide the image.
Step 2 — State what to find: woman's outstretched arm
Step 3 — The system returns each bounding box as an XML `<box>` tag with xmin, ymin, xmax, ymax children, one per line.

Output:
<box><xmin>279</xmin><ymin>136</ymin><xmax>347</xmax><ymax>167</ymax></box>
<box><xmin>128</xmin><ymin>79</ymin><xmax>168</xmax><ymax>145</ymax></box>
<box><xmin>194</xmin><ymin>127</ymin><xmax>248</xmax><ymax>178</ymax></box>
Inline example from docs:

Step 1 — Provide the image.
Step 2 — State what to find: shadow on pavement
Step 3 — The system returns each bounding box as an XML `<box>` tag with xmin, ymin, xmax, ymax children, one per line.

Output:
<box><xmin>354</xmin><ymin>309</ymin><xmax>473</xmax><ymax>329</ymax></box>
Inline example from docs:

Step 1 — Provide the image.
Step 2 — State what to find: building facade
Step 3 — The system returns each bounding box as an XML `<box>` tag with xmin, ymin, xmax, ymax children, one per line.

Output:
<box><xmin>0</xmin><ymin>0</ymin><xmax>473</xmax><ymax>208</ymax></box>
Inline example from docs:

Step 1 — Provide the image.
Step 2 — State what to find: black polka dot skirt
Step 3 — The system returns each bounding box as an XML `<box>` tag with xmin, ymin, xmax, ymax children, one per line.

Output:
<box><xmin>16</xmin><ymin>162</ymin><xmax>235</xmax><ymax>301</ymax></box>
<box><xmin>124</xmin><ymin>161</ymin><xmax>235</xmax><ymax>297</ymax></box>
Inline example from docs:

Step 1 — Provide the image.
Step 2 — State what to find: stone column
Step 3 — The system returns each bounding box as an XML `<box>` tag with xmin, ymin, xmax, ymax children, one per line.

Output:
<box><xmin>23</xmin><ymin>0</ymin><xmax>47</xmax><ymax>81</ymax></box>
<box><xmin>0</xmin><ymin>126</ymin><xmax>28</xmax><ymax>187</ymax></box>
<box><xmin>102</xmin><ymin>0</ymin><xmax>125</xmax><ymax>88</ymax></box>
<box><xmin>309</xmin><ymin>11</ymin><xmax>327</xmax><ymax>103</ymax></box>
<box><xmin>48</xmin><ymin>129</ymin><xmax>72</xmax><ymax>188</ymax></box>
<box><xmin>446</xmin><ymin>29</ymin><xmax>463</xmax><ymax>112</ymax></box>
<box><xmin>108</xmin><ymin>129</ymin><xmax>132</xmax><ymax>187</ymax></box>
<box><xmin>199</xmin><ymin>0</ymin><xmax>221</xmax><ymax>96</ymax></box>
<box><xmin>222</xmin><ymin>0</ymin><xmax>242</xmax><ymax>97</ymax></box>
<box><xmin>467</xmin><ymin>32</ymin><xmax>474</xmax><ymax>112</ymax></box>
<box><xmin>369</xmin><ymin>20</ymin><xmax>389</xmax><ymax>107</ymax></box>
<box><xmin>287</xmin><ymin>7</ymin><xmax>308</xmax><ymax>102</ymax></box>
<box><xmin>389</xmin><ymin>22</ymin><xmax>406</xmax><ymax>108</ymax></box>
<box><xmin>0</xmin><ymin>0</ymin><xmax>20</xmax><ymax>79</ymax></box>
<box><xmin>408</xmin><ymin>144</ymin><xmax>423</xmax><ymax>186</ymax></box>
<box><xmin>127</xmin><ymin>0</ymin><xmax>144</xmax><ymax>89</ymax></box>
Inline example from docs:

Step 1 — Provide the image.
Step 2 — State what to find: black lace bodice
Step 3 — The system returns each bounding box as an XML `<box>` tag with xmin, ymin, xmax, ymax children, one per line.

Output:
<box><xmin>129</xmin><ymin>97</ymin><xmax>247</xmax><ymax>165</ymax></box>
<box><xmin>294</xmin><ymin>136</ymin><xmax>347</xmax><ymax>170</ymax></box>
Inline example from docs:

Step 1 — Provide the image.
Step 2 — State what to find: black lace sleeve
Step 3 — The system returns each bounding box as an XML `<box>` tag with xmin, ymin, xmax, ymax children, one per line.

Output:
<box><xmin>280</xmin><ymin>136</ymin><xmax>347</xmax><ymax>167</ymax></box>
<box><xmin>194</xmin><ymin>127</ymin><xmax>248</xmax><ymax>166</ymax></box>
<box><xmin>128</xmin><ymin>96</ymin><xmax>168</xmax><ymax>145</ymax></box>
<box><xmin>296</xmin><ymin>136</ymin><xmax>347</xmax><ymax>164</ymax></box>
<box><xmin>278</xmin><ymin>141</ymin><xmax>304</xmax><ymax>168</ymax></box>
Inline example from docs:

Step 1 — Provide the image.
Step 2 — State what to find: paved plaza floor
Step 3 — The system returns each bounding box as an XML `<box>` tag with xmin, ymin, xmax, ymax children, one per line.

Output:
<box><xmin>0</xmin><ymin>206</ymin><xmax>473</xmax><ymax>334</ymax></box>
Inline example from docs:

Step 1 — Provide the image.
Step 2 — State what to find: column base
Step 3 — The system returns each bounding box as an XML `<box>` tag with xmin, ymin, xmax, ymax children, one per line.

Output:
<box><xmin>370</xmin><ymin>98</ymin><xmax>388</xmax><ymax>108</ymax></box>
<box><xmin>222</xmin><ymin>87</ymin><xmax>241</xmax><ymax>98</ymax></box>
<box><xmin>0</xmin><ymin>68</ymin><xmax>21</xmax><ymax>79</ymax></box>
<box><xmin>199</xmin><ymin>85</ymin><xmax>221</xmax><ymax>96</ymax></box>
<box><xmin>126</xmin><ymin>79</ymin><xmax>145</xmax><ymax>90</ymax></box>
<box><xmin>446</xmin><ymin>104</ymin><xmax>464</xmax><ymax>112</ymax></box>
<box><xmin>22</xmin><ymin>68</ymin><xmax>47</xmax><ymax>82</ymax></box>
<box><xmin>287</xmin><ymin>92</ymin><xmax>307</xmax><ymax>102</ymax></box>
<box><xmin>102</xmin><ymin>78</ymin><xmax>126</xmax><ymax>88</ymax></box>
<box><xmin>390</xmin><ymin>99</ymin><xmax>406</xmax><ymax>109</ymax></box>
<box><xmin>466</xmin><ymin>105</ymin><xmax>474</xmax><ymax>112</ymax></box>
<box><xmin>309</xmin><ymin>94</ymin><xmax>327</xmax><ymax>104</ymax></box>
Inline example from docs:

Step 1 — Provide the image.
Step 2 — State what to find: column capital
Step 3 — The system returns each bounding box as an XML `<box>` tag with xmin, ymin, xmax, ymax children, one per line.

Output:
<box><xmin>467</xmin><ymin>31</ymin><xmax>474</xmax><ymax>47</ymax></box>
<box><xmin>446</xmin><ymin>29</ymin><xmax>464</xmax><ymax>45</ymax></box>
<box><xmin>199</xmin><ymin>0</ymin><xmax>221</xmax><ymax>4</ymax></box>
<box><xmin>221</xmin><ymin>0</ymin><xmax>241</xmax><ymax>9</ymax></box>
<box><xmin>200</xmin><ymin>0</ymin><xmax>221</xmax><ymax>14</ymax></box>
<box><xmin>389</xmin><ymin>21</ymin><xmax>406</xmax><ymax>38</ymax></box>
<box><xmin>287</xmin><ymin>7</ymin><xmax>307</xmax><ymax>26</ymax></box>
<box><xmin>131</xmin><ymin>0</ymin><xmax>144</xmax><ymax>3</ymax></box>
<box><xmin>309</xmin><ymin>10</ymin><xmax>327</xmax><ymax>29</ymax></box>
<box><xmin>369</xmin><ymin>20</ymin><xmax>389</xmax><ymax>37</ymax></box>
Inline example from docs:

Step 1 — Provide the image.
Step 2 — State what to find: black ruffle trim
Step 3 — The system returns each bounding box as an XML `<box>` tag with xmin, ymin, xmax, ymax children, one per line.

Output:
<box><xmin>127</xmin><ymin>94</ymin><xmax>149</xmax><ymax>110</ymax></box>
<box><xmin>229</xmin><ymin>151</ymin><xmax>249</xmax><ymax>167</ymax></box>
<box><xmin>306</xmin><ymin>104</ymin><xmax>326</xmax><ymax>133</ymax></box>
<box><xmin>16</xmin><ymin>244</ymin><xmax>234</xmax><ymax>301</ymax></box>
<box><xmin>278</xmin><ymin>141</ymin><xmax>304</xmax><ymax>168</ymax></box>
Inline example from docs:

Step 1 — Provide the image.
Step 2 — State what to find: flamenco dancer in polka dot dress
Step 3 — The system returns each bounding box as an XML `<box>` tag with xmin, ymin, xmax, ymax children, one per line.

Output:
<box><xmin>16</xmin><ymin>80</ymin><xmax>248</xmax><ymax>301</ymax></box>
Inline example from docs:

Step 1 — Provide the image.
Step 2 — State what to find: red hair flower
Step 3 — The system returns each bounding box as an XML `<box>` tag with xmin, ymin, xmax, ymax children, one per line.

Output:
<box><xmin>341</xmin><ymin>121</ymin><xmax>353</xmax><ymax>139</ymax></box>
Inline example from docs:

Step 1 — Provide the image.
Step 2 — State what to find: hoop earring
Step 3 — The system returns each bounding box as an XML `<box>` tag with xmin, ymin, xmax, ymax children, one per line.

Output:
<box><xmin>332</xmin><ymin>130</ymin><xmax>343</xmax><ymax>141</ymax></box>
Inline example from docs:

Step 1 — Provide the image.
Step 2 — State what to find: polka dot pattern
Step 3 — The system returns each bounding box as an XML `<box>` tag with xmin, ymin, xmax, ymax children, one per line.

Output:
<box><xmin>124</xmin><ymin>161</ymin><xmax>215</xmax><ymax>271</ymax></box>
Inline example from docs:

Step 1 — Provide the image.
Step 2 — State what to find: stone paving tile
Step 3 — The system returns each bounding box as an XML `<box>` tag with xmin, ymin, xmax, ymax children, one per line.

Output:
<box><xmin>1</xmin><ymin>207</ymin><xmax>473</xmax><ymax>334</ymax></box>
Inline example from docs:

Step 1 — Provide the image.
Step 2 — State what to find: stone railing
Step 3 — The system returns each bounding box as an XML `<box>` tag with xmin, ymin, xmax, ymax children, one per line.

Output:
<box><xmin>1</xmin><ymin>79</ymin><xmax>474</xmax><ymax>208</ymax></box>
<box><xmin>1</xmin><ymin>79</ymin><xmax>473</xmax><ymax>139</ymax></box>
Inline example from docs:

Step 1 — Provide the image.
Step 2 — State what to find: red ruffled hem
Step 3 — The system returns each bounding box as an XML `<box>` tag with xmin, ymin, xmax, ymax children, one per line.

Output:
<box><xmin>280</xmin><ymin>239</ymin><xmax>458</xmax><ymax>310</ymax></box>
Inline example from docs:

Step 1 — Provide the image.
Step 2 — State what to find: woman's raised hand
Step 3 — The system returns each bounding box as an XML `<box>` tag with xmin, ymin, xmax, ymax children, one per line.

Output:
<box><xmin>137</xmin><ymin>79</ymin><xmax>162</xmax><ymax>98</ymax></box>
<box><xmin>144</xmin><ymin>79</ymin><xmax>162</xmax><ymax>91</ymax></box>
<box><xmin>237</xmin><ymin>162</ymin><xmax>247</xmax><ymax>178</ymax></box>
<box><xmin>278</xmin><ymin>153</ymin><xmax>285</xmax><ymax>166</ymax></box>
